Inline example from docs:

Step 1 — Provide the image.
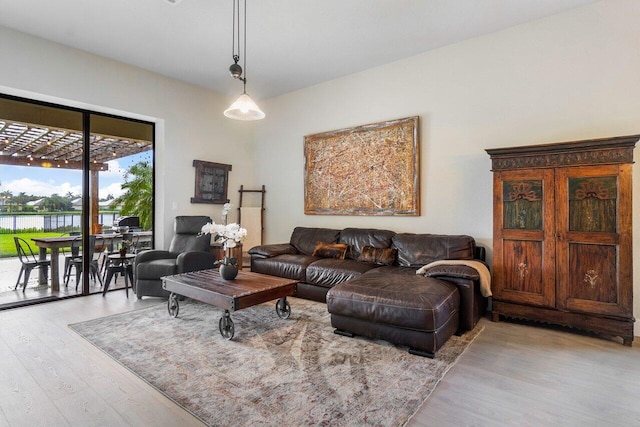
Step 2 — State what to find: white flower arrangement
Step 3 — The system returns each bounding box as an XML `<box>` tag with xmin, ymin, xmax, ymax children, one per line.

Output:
<box><xmin>200</xmin><ymin>204</ymin><xmax>247</xmax><ymax>266</ymax></box>
<box><xmin>201</xmin><ymin>222</ymin><xmax>247</xmax><ymax>250</ymax></box>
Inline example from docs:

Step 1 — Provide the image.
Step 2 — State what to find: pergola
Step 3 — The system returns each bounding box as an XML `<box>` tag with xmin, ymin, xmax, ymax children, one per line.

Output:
<box><xmin>0</xmin><ymin>119</ymin><xmax>152</xmax><ymax>170</ymax></box>
<box><xmin>0</xmin><ymin>117</ymin><xmax>153</xmax><ymax>232</ymax></box>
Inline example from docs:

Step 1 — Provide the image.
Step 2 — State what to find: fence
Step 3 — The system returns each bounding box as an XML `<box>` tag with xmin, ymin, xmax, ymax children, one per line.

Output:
<box><xmin>0</xmin><ymin>213</ymin><xmax>119</xmax><ymax>233</ymax></box>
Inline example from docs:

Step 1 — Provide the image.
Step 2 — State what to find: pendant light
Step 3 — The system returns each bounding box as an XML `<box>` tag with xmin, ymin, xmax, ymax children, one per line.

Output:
<box><xmin>224</xmin><ymin>0</ymin><xmax>265</xmax><ymax>120</ymax></box>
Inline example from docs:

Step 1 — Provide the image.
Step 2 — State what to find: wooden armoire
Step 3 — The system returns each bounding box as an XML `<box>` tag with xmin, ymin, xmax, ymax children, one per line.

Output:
<box><xmin>486</xmin><ymin>135</ymin><xmax>638</xmax><ymax>346</ymax></box>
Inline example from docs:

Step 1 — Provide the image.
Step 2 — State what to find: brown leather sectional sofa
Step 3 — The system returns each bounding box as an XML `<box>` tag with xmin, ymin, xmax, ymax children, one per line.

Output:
<box><xmin>248</xmin><ymin>227</ymin><xmax>488</xmax><ymax>357</ymax></box>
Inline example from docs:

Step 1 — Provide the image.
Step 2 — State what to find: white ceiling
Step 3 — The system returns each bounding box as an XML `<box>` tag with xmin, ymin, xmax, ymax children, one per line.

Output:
<box><xmin>0</xmin><ymin>0</ymin><xmax>598</xmax><ymax>100</ymax></box>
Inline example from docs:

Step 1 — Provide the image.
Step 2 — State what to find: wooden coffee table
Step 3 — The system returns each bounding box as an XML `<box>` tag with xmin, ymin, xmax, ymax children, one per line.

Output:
<box><xmin>161</xmin><ymin>269</ymin><xmax>298</xmax><ymax>339</ymax></box>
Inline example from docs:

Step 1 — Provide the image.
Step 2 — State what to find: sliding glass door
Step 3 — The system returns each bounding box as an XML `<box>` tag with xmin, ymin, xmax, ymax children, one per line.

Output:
<box><xmin>87</xmin><ymin>114</ymin><xmax>154</xmax><ymax>295</ymax></box>
<box><xmin>0</xmin><ymin>94</ymin><xmax>154</xmax><ymax>306</ymax></box>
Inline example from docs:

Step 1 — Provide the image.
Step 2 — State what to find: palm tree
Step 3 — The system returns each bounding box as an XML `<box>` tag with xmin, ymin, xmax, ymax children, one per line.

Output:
<box><xmin>114</xmin><ymin>161</ymin><xmax>152</xmax><ymax>230</ymax></box>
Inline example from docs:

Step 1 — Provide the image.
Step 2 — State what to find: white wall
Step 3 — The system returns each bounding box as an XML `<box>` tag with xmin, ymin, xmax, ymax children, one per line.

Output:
<box><xmin>253</xmin><ymin>0</ymin><xmax>640</xmax><ymax>335</ymax></box>
<box><xmin>0</xmin><ymin>26</ymin><xmax>254</xmax><ymax>247</ymax></box>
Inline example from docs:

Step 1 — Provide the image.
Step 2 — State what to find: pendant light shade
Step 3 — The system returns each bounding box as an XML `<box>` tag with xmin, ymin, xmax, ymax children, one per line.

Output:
<box><xmin>225</xmin><ymin>0</ymin><xmax>264</xmax><ymax>120</ymax></box>
<box><xmin>224</xmin><ymin>91</ymin><xmax>265</xmax><ymax>120</ymax></box>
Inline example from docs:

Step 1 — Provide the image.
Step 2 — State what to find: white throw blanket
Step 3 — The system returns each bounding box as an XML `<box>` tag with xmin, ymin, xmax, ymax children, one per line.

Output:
<box><xmin>416</xmin><ymin>260</ymin><xmax>492</xmax><ymax>297</ymax></box>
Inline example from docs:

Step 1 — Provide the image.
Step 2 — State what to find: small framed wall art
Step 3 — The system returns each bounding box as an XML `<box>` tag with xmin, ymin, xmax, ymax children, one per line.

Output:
<box><xmin>191</xmin><ymin>160</ymin><xmax>232</xmax><ymax>204</ymax></box>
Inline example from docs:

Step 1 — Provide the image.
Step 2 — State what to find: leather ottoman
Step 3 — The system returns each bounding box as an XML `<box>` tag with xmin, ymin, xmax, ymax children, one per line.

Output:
<box><xmin>326</xmin><ymin>271</ymin><xmax>460</xmax><ymax>358</ymax></box>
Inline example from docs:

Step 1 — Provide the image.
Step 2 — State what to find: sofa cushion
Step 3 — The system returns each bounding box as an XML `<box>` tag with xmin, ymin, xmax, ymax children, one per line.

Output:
<box><xmin>326</xmin><ymin>271</ymin><xmax>459</xmax><ymax>332</ymax></box>
<box><xmin>357</xmin><ymin>245</ymin><xmax>397</xmax><ymax>265</ymax></box>
<box><xmin>305</xmin><ymin>258</ymin><xmax>378</xmax><ymax>288</ymax></box>
<box><xmin>137</xmin><ymin>258</ymin><xmax>178</xmax><ymax>280</ymax></box>
<box><xmin>251</xmin><ymin>254</ymin><xmax>319</xmax><ymax>281</ymax></box>
<box><xmin>312</xmin><ymin>242</ymin><xmax>349</xmax><ymax>259</ymax></box>
<box><xmin>248</xmin><ymin>243</ymin><xmax>298</xmax><ymax>258</ymax></box>
<box><xmin>338</xmin><ymin>228</ymin><xmax>396</xmax><ymax>260</ymax></box>
<box><xmin>290</xmin><ymin>227</ymin><xmax>341</xmax><ymax>256</ymax></box>
<box><xmin>392</xmin><ymin>233</ymin><xmax>476</xmax><ymax>268</ymax></box>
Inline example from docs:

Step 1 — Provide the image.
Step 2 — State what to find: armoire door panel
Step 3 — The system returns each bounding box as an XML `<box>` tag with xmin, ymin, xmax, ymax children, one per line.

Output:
<box><xmin>502</xmin><ymin>239</ymin><xmax>543</xmax><ymax>291</ymax></box>
<box><xmin>495</xmin><ymin>238</ymin><xmax>555</xmax><ymax>307</ymax></box>
<box><xmin>556</xmin><ymin>164</ymin><xmax>632</xmax><ymax>318</ymax></box>
<box><xmin>493</xmin><ymin>169</ymin><xmax>555</xmax><ymax>308</ymax></box>
<box><xmin>566</xmin><ymin>242</ymin><xmax>618</xmax><ymax>304</ymax></box>
<box><xmin>568</xmin><ymin>176</ymin><xmax>617</xmax><ymax>233</ymax></box>
<box><xmin>502</xmin><ymin>179</ymin><xmax>543</xmax><ymax>230</ymax></box>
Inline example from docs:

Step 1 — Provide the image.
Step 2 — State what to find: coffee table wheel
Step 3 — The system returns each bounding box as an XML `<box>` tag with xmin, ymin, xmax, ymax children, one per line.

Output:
<box><xmin>167</xmin><ymin>293</ymin><xmax>179</xmax><ymax>318</ymax></box>
<box><xmin>275</xmin><ymin>297</ymin><xmax>291</xmax><ymax>319</ymax></box>
<box><xmin>219</xmin><ymin>310</ymin><xmax>235</xmax><ymax>340</ymax></box>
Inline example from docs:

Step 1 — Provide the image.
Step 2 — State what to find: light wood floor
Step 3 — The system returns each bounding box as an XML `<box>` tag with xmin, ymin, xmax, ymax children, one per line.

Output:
<box><xmin>0</xmin><ymin>294</ymin><xmax>638</xmax><ymax>427</ymax></box>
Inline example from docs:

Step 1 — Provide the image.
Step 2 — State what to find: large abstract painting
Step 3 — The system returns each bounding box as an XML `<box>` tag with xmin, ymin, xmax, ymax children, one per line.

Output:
<box><xmin>304</xmin><ymin>116</ymin><xmax>419</xmax><ymax>215</ymax></box>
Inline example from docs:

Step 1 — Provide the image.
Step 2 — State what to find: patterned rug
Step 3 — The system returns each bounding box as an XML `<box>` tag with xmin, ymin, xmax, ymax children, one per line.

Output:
<box><xmin>70</xmin><ymin>297</ymin><xmax>482</xmax><ymax>426</ymax></box>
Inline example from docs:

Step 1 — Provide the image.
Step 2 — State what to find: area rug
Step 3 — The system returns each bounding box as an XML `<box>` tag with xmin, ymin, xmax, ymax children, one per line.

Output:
<box><xmin>70</xmin><ymin>298</ymin><xmax>483</xmax><ymax>426</ymax></box>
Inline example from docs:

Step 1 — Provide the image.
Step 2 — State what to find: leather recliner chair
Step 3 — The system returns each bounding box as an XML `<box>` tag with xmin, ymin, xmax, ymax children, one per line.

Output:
<box><xmin>134</xmin><ymin>216</ymin><xmax>214</xmax><ymax>299</ymax></box>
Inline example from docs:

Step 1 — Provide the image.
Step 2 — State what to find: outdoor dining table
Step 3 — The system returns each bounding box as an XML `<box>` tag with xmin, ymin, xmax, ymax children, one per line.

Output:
<box><xmin>31</xmin><ymin>231</ymin><xmax>152</xmax><ymax>291</ymax></box>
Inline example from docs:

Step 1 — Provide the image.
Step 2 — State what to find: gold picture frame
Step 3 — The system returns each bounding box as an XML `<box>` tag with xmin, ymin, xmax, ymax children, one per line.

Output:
<box><xmin>304</xmin><ymin>116</ymin><xmax>420</xmax><ymax>216</ymax></box>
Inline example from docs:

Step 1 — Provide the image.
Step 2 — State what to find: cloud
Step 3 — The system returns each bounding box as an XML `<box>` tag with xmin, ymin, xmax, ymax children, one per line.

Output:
<box><xmin>100</xmin><ymin>182</ymin><xmax>124</xmax><ymax>199</ymax></box>
<box><xmin>101</xmin><ymin>160</ymin><xmax>127</xmax><ymax>179</ymax></box>
<box><xmin>0</xmin><ymin>160</ymin><xmax>136</xmax><ymax>199</ymax></box>
<box><xmin>1</xmin><ymin>177</ymin><xmax>123</xmax><ymax>200</ymax></box>
<box><xmin>3</xmin><ymin>178</ymin><xmax>81</xmax><ymax>197</ymax></box>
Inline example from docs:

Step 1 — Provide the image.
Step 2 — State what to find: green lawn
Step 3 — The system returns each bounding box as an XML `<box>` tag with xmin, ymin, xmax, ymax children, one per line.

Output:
<box><xmin>0</xmin><ymin>232</ymin><xmax>61</xmax><ymax>258</ymax></box>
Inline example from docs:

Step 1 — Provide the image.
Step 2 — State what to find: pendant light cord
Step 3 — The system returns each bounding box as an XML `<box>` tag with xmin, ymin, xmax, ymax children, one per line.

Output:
<box><xmin>231</xmin><ymin>0</ymin><xmax>247</xmax><ymax>88</ymax></box>
<box><xmin>243</xmin><ymin>0</ymin><xmax>247</xmax><ymax>86</ymax></box>
<box><xmin>232</xmin><ymin>0</ymin><xmax>240</xmax><ymax>64</ymax></box>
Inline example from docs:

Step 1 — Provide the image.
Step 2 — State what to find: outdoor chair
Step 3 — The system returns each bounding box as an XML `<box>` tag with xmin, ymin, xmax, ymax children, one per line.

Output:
<box><xmin>98</xmin><ymin>230</ymin><xmax>118</xmax><ymax>280</ymax></box>
<box><xmin>67</xmin><ymin>235</ymin><xmax>104</xmax><ymax>291</ymax></box>
<box><xmin>134</xmin><ymin>216</ymin><xmax>214</xmax><ymax>299</ymax></box>
<box><xmin>14</xmin><ymin>236</ymin><xmax>51</xmax><ymax>292</ymax></box>
<box><xmin>62</xmin><ymin>232</ymin><xmax>81</xmax><ymax>285</ymax></box>
<box><xmin>102</xmin><ymin>232</ymin><xmax>138</xmax><ymax>286</ymax></box>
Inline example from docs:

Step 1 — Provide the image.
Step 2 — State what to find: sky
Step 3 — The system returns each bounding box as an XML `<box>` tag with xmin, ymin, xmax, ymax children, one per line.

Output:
<box><xmin>0</xmin><ymin>151</ymin><xmax>151</xmax><ymax>200</ymax></box>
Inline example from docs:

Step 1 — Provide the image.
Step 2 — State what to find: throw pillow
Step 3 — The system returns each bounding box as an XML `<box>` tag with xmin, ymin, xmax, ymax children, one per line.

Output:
<box><xmin>357</xmin><ymin>245</ymin><xmax>397</xmax><ymax>265</ymax></box>
<box><xmin>312</xmin><ymin>242</ymin><xmax>348</xmax><ymax>259</ymax></box>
